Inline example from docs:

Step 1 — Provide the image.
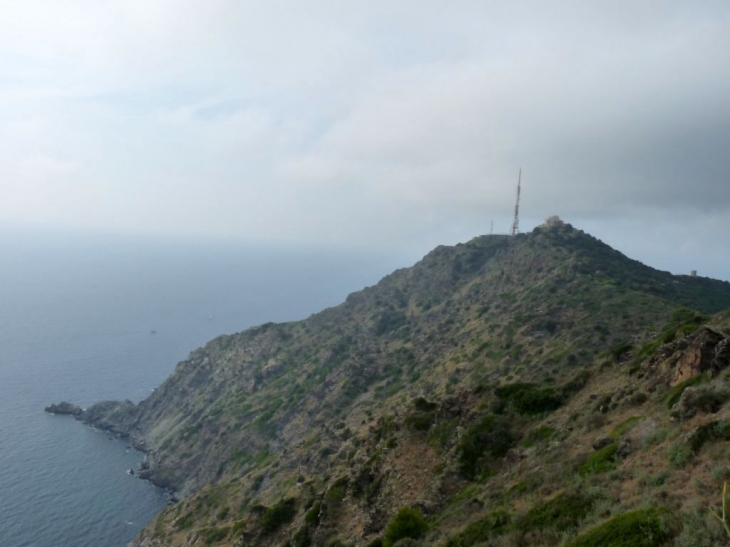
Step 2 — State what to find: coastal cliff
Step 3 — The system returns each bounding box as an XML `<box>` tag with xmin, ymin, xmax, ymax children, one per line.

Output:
<box><xmin>47</xmin><ymin>223</ymin><xmax>730</xmax><ymax>546</ymax></box>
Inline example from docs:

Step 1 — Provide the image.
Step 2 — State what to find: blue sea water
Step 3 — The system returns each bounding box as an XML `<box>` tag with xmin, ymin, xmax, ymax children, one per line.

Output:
<box><xmin>0</xmin><ymin>230</ymin><xmax>407</xmax><ymax>547</ymax></box>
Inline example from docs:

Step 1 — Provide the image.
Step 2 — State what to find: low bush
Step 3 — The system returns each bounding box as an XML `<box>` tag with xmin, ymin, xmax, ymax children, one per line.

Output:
<box><xmin>667</xmin><ymin>442</ymin><xmax>694</xmax><ymax>468</ymax></box>
<box><xmin>639</xmin><ymin>469</ymin><xmax>672</xmax><ymax>487</ymax></box>
<box><xmin>523</xmin><ymin>425</ymin><xmax>556</xmax><ymax>447</ymax></box>
<box><xmin>579</xmin><ymin>443</ymin><xmax>618</xmax><ymax>476</ymax></box>
<box><xmin>611</xmin><ymin>416</ymin><xmax>642</xmax><ymax>439</ymax></box>
<box><xmin>304</xmin><ymin>501</ymin><xmax>321</xmax><ymax>526</ymax></box>
<box><xmin>565</xmin><ymin>508</ymin><xmax>678</xmax><ymax>547</ymax></box>
<box><xmin>677</xmin><ymin>507</ymin><xmax>728</xmax><ymax>547</ymax></box>
<box><xmin>382</xmin><ymin>507</ymin><xmax>429</xmax><ymax>547</ymax></box>
<box><xmin>291</xmin><ymin>525</ymin><xmax>312</xmax><ymax>547</ymax></box>
<box><xmin>325</xmin><ymin>477</ymin><xmax>349</xmax><ymax>505</ymax></box>
<box><xmin>405</xmin><ymin>411</ymin><xmax>435</xmax><ymax>431</ymax></box>
<box><xmin>443</xmin><ymin>510</ymin><xmax>510</xmax><ymax>547</ymax></box>
<box><xmin>516</xmin><ymin>492</ymin><xmax>594</xmax><ymax>534</ymax></box>
<box><xmin>688</xmin><ymin>420</ymin><xmax>730</xmax><ymax>453</ymax></box>
<box><xmin>666</xmin><ymin>420</ymin><xmax>730</xmax><ymax>468</ymax></box>
<box><xmin>176</xmin><ymin>512</ymin><xmax>195</xmax><ymax>530</ymax></box>
<box><xmin>665</xmin><ymin>375</ymin><xmax>706</xmax><ymax>409</ymax></box>
<box><xmin>200</xmin><ymin>526</ymin><xmax>230</xmax><ymax>545</ymax></box>
<box><xmin>562</xmin><ymin>370</ymin><xmax>592</xmax><ymax>395</ymax></box>
<box><xmin>412</xmin><ymin>397</ymin><xmax>438</xmax><ymax>412</ymax></box>
<box><xmin>457</xmin><ymin>414</ymin><xmax>515</xmax><ymax>479</ymax></box>
<box><xmin>495</xmin><ymin>383</ymin><xmax>563</xmax><ymax>415</ymax></box>
<box><xmin>673</xmin><ymin>388</ymin><xmax>729</xmax><ymax>419</ymax></box>
<box><xmin>261</xmin><ymin>498</ymin><xmax>296</xmax><ymax>533</ymax></box>
<box><xmin>610</xmin><ymin>342</ymin><xmax>634</xmax><ymax>362</ymax></box>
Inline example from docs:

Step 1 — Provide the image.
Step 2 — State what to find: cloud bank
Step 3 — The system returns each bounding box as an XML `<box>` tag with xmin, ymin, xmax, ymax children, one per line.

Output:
<box><xmin>1</xmin><ymin>1</ymin><xmax>729</xmax><ymax>275</ymax></box>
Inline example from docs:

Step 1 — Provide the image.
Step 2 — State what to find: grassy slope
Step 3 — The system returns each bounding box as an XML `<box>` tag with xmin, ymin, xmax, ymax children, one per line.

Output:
<box><xmin>123</xmin><ymin>223</ymin><xmax>730</xmax><ymax>546</ymax></box>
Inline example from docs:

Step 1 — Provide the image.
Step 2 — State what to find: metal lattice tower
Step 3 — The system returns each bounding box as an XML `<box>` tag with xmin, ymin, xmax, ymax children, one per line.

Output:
<box><xmin>510</xmin><ymin>169</ymin><xmax>522</xmax><ymax>236</ymax></box>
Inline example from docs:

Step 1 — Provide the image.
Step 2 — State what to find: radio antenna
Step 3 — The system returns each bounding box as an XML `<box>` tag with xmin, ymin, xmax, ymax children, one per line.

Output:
<box><xmin>510</xmin><ymin>169</ymin><xmax>521</xmax><ymax>236</ymax></box>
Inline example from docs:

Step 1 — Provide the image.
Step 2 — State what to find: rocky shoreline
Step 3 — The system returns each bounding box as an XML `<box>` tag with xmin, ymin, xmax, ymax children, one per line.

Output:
<box><xmin>44</xmin><ymin>400</ymin><xmax>176</xmax><ymax>500</ymax></box>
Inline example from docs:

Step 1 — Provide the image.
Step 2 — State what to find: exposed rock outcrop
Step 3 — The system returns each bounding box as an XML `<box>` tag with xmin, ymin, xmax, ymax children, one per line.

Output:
<box><xmin>642</xmin><ymin>327</ymin><xmax>730</xmax><ymax>389</ymax></box>
<box><xmin>45</xmin><ymin>399</ymin><xmax>138</xmax><ymax>438</ymax></box>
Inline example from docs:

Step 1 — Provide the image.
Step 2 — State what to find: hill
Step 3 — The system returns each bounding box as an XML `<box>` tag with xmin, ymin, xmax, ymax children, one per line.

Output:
<box><xmin>48</xmin><ymin>221</ymin><xmax>730</xmax><ymax>546</ymax></box>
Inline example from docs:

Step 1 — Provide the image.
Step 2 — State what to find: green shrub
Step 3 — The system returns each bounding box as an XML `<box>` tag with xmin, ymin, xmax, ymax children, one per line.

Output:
<box><xmin>611</xmin><ymin>416</ymin><xmax>642</xmax><ymax>439</ymax></box>
<box><xmin>457</xmin><ymin>415</ymin><xmax>515</xmax><ymax>479</ymax></box>
<box><xmin>261</xmin><ymin>498</ymin><xmax>296</xmax><ymax>533</ymax></box>
<box><xmin>664</xmin><ymin>375</ymin><xmax>706</xmax><ymax>408</ymax></box>
<box><xmin>444</xmin><ymin>510</ymin><xmax>510</xmax><ymax>547</ymax></box>
<box><xmin>325</xmin><ymin>476</ymin><xmax>349</xmax><ymax>506</ymax></box>
<box><xmin>200</xmin><ymin>526</ymin><xmax>230</xmax><ymax>545</ymax></box>
<box><xmin>628</xmin><ymin>392</ymin><xmax>649</xmax><ymax>406</ymax></box>
<box><xmin>176</xmin><ymin>512</ymin><xmax>195</xmax><ymax>530</ymax></box>
<box><xmin>565</xmin><ymin>508</ymin><xmax>677</xmax><ymax>547</ymax></box>
<box><xmin>610</xmin><ymin>342</ymin><xmax>633</xmax><ymax>362</ymax></box>
<box><xmin>636</xmin><ymin>340</ymin><xmax>662</xmax><ymax>361</ymax></box>
<box><xmin>515</xmin><ymin>492</ymin><xmax>594</xmax><ymax>534</ymax></box>
<box><xmin>687</xmin><ymin>420</ymin><xmax>730</xmax><ymax>453</ymax></box>
<box><xmin>640</xmin><ymin>469</ymin><xmax>671</xmax><ymax>487</ymax></box>
<box><xmin>405</xmin><ymin>411</ymin><xmax>435</xmax><ymax>431</ymax></box>
<box><xmin>291</xmin><ymin>525</ymin><xmax>312</xmax><ymax>547</ymax></box>
<box><xmin>413</xmin><ymin>397</ymin><xmax>438</xmax><ymax>412</ymax></box>
<box><xmin>674</xmin><ymin>388</ymin><xmax>730</xmax><ymax>418</ymax></box>
<box><xmin>382</xmin><ymin>507</ymin><xmax>428</xmax><ymax>547</ymax></box>
<box><xmin>523</xmin><ymin>426</ymin><xmax>556</xmax><ymax>447</ymax></box>
<box><xmin>495</xmin><ymin>383</ymin><xmax>563</xmax><ymax>415</ymax></box>
<box><xmin>374</xmin><ymin>308</ymin><xmax>407</xmax><ymax>335</ymax></box>
<box><xmin>562</xmin><ymin>370</ymin><xmax>592</xmax><ymax>395</ymax></box>
<box><xmin>666</xmin><ymin>420</ymin><xmax>730</xmax><ymax>468</ymax></box>
<box><xmin>579</xmin><ymin>443</ymin><xmax>618</xmax><ymax>476</ymax></box>
<box><xmin>427</xmin><ymin>418</ymin><xmax>459</xmax><ymax>451</ymax></box>
<box><xmin>677</xmin><ymin>508</ymin><xmax>728</xmax><ymax>547</ymax></box>
<box><xmin>667</xmin><ymin>442</ymin><xmax>694</xmax><ymax>468</ymax></box>
<box><xmin>304</xmin><ymin>501</ymin><xmax>321</xmax><ymax>526</ymax></box>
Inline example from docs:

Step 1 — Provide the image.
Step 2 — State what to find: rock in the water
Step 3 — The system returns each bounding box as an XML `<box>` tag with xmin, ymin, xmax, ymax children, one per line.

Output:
<box><xmin>44</xmin><ymin>402</ymin><xmax>83</xmax><ymax>417</ymax></box>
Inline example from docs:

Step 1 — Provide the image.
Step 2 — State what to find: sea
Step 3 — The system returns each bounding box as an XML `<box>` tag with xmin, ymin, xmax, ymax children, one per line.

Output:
<box><xmin>0</xmin><ymin>229</ymin><xmax>408</xmax><ymax>547</ymax></box>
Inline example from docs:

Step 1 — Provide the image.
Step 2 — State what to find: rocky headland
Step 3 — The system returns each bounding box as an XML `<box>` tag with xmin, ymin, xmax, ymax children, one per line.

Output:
<box><xmin>45</xmin><ymin>223</ymin><xmax>730</xmax><ymax>546</ymax></box>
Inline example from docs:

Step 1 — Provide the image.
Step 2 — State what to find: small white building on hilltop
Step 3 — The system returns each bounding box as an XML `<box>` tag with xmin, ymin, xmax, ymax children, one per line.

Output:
<box><xmin>541</xmin><ymin>215</ymin><xmax>564</xmax><ymax>228</ymax></box>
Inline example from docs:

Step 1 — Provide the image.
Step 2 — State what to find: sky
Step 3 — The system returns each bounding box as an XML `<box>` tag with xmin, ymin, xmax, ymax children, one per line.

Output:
<box><xmin>1</xmin><ymin>1</ymin><xmax>729</xmax><ymax>279</ymax></box>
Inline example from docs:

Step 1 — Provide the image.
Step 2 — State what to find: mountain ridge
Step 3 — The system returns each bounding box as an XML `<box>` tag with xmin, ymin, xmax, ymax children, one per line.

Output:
<box><xmin>47</xmin><ymin>222</ymin><xmax>730</xmax><ymax>546</ymax></box>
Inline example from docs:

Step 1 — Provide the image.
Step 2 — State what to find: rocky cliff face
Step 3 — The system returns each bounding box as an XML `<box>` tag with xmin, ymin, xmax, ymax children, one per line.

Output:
<box><xmin>46</xmin><ymin>223</ymin><xmax>730</xmax><ymax>546</ymax></box>
<box><xmin>642</xmin><ymin>326</ymin><xmax>730</xmax><ymax>387</ymax></box>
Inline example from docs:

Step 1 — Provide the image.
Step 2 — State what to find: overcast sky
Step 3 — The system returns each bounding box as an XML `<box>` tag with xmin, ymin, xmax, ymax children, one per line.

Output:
<box><xmin>1</xmin><ymin>1</ymin><xmax>729</xmax><ymax>278</ymax></box>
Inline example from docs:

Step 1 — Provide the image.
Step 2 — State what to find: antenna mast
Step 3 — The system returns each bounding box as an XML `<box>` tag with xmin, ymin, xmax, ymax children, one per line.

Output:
<box><xmin>510</xmin><ymin>168</ymin><xmax>521</xmax><ymax>236</ymax></box>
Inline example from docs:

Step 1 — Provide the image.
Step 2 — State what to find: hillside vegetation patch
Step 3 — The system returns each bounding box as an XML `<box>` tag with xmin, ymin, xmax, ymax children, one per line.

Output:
<box><xmin>382</xmin><ymin>507</ymin><xmax>429</xmax><ymax>547</ymax></box>
<box><xmin>495</xmin><ymin>383</ymin><xmax>563</xmax><ymax>415</ymax></box>
<box><xmin>565</xmin><ymin>508</ymin><xmax>677</xmax><ymax>547</ymax></box>
<box><xmin>457</xmin><ymin>415</ymin><xmax>515</xmax><ymax>480</ymax></box>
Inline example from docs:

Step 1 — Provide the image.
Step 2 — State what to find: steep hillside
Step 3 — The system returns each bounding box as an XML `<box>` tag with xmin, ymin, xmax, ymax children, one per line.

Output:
<box><xmin>47</xmin><ymin>221</ymin><xmax>730</xmax><ymax>546</ymax></box>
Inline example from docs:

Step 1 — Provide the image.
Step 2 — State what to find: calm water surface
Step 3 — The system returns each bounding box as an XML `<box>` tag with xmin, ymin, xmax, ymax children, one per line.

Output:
<box><xmin>0</xmin><ymin>232</ymin><xmax>404</xmax><ymax>547</ymax></box>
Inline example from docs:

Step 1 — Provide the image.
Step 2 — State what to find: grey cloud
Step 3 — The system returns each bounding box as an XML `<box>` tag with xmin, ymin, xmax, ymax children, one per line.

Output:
<box><xmin>0</xmin><ymin>1</ymin><xmax>729</xmax><ymax>275</ymax></box>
